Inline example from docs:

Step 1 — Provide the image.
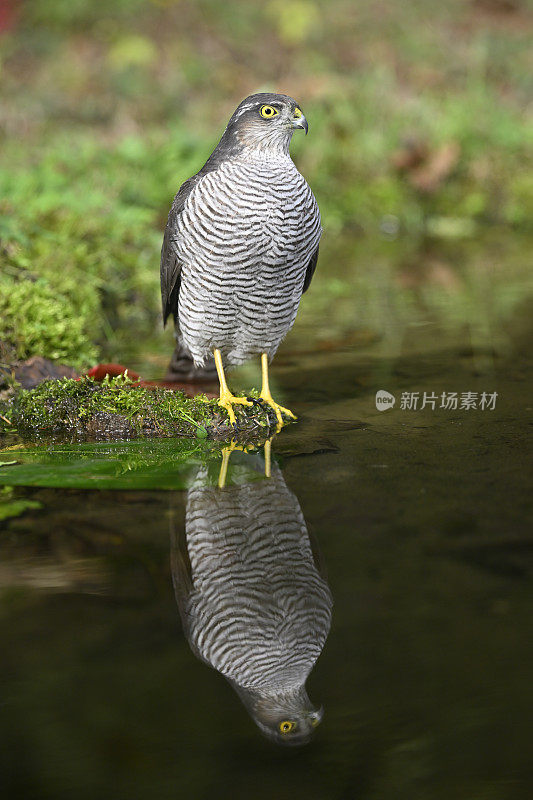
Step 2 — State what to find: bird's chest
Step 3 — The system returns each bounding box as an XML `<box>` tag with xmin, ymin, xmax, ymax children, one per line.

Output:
<box><xmin>233</xmin><ymin>163</ymin><xmax>308</xmax><ymax>231</ymax></box>
<box><xmin>185</xmin><ymin>161</ymin><xmax>312</xmax><ymax>257</ymax></box>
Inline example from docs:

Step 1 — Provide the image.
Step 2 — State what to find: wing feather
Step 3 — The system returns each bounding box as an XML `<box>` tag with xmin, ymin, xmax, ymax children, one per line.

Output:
<box><xmin>160</xmin><ymin>176</ymin><xmax>199</xmax><ymax>326</ymax></box>
<box><xmin>160</xmin><ymin>138</ymin><xmax>230</xmax><ymax>327</ymax></box>
<box><xmin>302</xmin><ymin>245</ymin><xmax>319</xmax><ymax>294</ymax></box>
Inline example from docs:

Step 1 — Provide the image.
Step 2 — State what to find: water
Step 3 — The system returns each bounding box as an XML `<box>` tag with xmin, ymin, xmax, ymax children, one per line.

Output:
<box><xmin>1</xmin><ymin>234</ymin><xmax>532</xmax><ymax>798</ymax></box>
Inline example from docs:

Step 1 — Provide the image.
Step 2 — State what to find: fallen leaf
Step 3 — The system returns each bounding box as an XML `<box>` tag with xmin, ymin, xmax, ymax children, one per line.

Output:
<box><xmin>410</xmin><ymin>142</ymin><xmax>461</xmax><ymax>193</ymax></box>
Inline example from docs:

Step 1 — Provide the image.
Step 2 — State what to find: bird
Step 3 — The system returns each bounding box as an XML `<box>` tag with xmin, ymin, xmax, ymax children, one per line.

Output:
<box><xmin>160</xmin><ymin>92</ymin><xmax>321</xmax><ymax>427</ymax></box>
<box><xmin>171</xmin><ymin>441</ymin><xmax>333</xmax><ymax>745</ymax></box>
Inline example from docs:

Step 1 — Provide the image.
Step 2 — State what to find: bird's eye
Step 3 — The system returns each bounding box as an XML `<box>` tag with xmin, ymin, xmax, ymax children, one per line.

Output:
<box><xmin>260</xmin><ymin>105</ymin><xmax>278</xmax><ymax>119</ymax></box>
<box><xmin>279</xmin><ymin>720</ymin><xmax>295</xmax><ymax>734</ymax></box>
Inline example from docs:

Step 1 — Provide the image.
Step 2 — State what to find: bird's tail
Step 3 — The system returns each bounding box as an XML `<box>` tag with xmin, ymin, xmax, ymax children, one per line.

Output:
<box><xmin>164</xmin><ymin>339</ymin><xmax>217</xmax><ymax>382</ymax></box>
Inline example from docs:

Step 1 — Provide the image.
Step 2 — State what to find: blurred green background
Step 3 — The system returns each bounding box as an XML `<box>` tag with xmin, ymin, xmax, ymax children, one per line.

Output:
<box><xmin>0</xmin><ymin>0</ymin><xmax>531</xmax><ymax>370</ymax></box>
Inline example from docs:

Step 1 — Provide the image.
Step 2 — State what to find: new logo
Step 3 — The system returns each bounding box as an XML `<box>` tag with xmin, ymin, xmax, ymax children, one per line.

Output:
<box><xmin>375</xmin><ymin>390</ymin><xmax>396</xmax><ymax>411</ymax></box>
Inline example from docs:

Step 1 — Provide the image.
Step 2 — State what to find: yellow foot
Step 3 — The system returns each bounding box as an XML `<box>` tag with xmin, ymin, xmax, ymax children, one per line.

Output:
<box><xmin>259</xmin><ymin>390</ymin><xmax>297</xmax><ymax>428</ymax></box>
<box><xmin>218</xmin><ymin>440</ymin><xmax>253</xmax><ymax>488</ymax></box>
<box><xmin>218</xmin><ymin>391</ymin><xmax>252</xmax><ymax>426</ymax></box>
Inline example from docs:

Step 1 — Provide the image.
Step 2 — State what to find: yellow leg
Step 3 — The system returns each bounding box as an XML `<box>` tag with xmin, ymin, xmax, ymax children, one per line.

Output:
<box><xmin>259</xmin><ymin>353</ymin><xmax>297</xmax><ymax>428</ymax></box>
<box><xmin>218</xmin><ymin>446</ymin><xmax>231</xmax><ymax>488</ymax></box>
<box><xmin>217</xmin><ymin>440</ymin><xmax>251</xmax><ymax>488</ymax></box>
<box><xmin>264</xmin><ymin>436</ymin><xmax>272</xmax><ymax>479</ymax></box>
<box><xmin>213</xmin><ymin>348</ymin><xmax>252</xmax><ymax>426</ymax></box>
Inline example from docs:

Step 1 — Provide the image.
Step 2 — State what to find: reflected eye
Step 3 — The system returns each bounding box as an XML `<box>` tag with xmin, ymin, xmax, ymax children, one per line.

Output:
<box><xmin>279</xmin><ymin>720</ymin><xmax>295</xmax><ymax>734</ymax></box>
<box><xmin>260</xmin><ymin>105</ymin><xmax>279</xmax><ymax>119</ymax></box>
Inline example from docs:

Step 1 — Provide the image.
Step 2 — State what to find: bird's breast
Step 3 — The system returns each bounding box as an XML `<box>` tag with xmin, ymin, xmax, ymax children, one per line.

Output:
<box><xmin>176</xmin><ymin>157</ymin><xmax>321</xmax><ymax>273</ymax></box>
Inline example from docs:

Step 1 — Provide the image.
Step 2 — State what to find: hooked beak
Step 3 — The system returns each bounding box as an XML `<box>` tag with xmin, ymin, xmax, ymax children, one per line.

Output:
<box><xmin>292</xmin><ymin>109</ymin><xmax>308</xmax><ymax>135</ymax></box>
<box><xmin>308</xmin><ymin>706</ymin><xmax>324</xmax><ymax>727</ymax></box>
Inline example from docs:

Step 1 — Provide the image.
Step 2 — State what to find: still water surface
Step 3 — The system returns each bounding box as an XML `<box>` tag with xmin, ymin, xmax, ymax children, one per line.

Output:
<box><xmin>1</xmin><ymin>234</ymin><xmax>532</xmax><ymax>798</ymax></box>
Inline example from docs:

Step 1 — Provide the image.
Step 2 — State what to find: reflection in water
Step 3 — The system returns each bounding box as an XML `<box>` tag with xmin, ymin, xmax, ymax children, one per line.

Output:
<box><xmin>171</xmin><ymin>442</ymin><xmax>333</xmax><ymax>746</ymax></box>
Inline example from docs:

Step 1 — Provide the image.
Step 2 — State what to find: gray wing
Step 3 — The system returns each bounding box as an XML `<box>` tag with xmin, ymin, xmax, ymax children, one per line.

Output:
<box><xmin>169</xmin><ymin>524</ymin><xmax>194</xmax><ymax>639</ymax></box>
<box><xmin>160</xmin><ymin>143</ymin><xmax>227</xmax><ymax>326</ymax></box>
<box><xmin>160</xmin><ymin>176</ymin><xmax>198</xmax><ymax>326</ymax></box>
<box><xmin>302</xmin><ymin>246</ymin><xmax>319</xmax><ymax>294</ymax></box>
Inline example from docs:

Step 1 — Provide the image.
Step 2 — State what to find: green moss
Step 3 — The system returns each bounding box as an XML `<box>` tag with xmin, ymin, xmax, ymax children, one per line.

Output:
<box><xmin>0</xmin><ymin>274</ymin><xmax>98</xmax><ymax>367</ymax></box>
<box><xmin>7</xmin><ymin>375</ymin><xmax>279</xmax><ymax>441</ymax></box>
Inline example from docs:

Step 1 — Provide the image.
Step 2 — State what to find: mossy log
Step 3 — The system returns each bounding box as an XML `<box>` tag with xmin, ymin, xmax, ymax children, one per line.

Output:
<box><xmin>2</xmin><ymin>375</ymin><xmax>287</xmax><ymax>441</ymax></box>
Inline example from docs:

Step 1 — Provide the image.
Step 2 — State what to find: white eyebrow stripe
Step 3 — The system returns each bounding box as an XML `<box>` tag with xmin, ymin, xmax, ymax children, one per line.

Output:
<box><xmin>234</xmin><ymin>103</ymin><xmax>258</xmax><ymax>119</ymax></box>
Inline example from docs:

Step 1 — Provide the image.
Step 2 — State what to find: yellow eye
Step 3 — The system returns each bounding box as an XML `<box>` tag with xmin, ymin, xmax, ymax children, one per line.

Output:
<box><xmin>260</xmin><ymin>105</ymin><xmax>278</xmax><ymax>119</ymax></box>
<box><xmin>279</xmin><ymin>720</ymin><xmax>295</xmax><ymax>734</ymax></box>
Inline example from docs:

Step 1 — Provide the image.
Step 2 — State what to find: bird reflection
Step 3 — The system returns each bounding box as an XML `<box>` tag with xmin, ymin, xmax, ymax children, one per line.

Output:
<box><xmin>171</xmin><ymin>439</ymin><xmax>332</xmax><ymax>746</ymax></box>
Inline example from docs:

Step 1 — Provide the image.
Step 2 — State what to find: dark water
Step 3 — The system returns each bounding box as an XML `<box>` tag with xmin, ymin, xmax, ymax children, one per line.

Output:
<box><xmin>1</xmin><ymin>235</ymin><xmax>532</xmax><ymax>798</ymax></box>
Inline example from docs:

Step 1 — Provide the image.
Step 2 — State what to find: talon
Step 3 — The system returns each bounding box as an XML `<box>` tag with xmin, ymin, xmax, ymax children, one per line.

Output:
<box><xmin>213</xmin><ymin>349</ymin><xmax>252</xmax><ymax>428</ymax></box>
<box><xmin>259</xmin><ymin>393</ymin><xmax>297</xmax><ymax>427</ymax></box>
<box><xmin>218</xmin><ymin>398</ymin><xmax>236</xmax><ymax>426</ymax></box>
<box><xmin>218</xmin><ymin>393</ymin><xmax>252</xmax><ymax>426</ymax></box>
<box><xmin>259</xmin><ymin>352</ymin><xmax>297</xmax><ymax>428</ymax></box>
<box><xmin>217</xmin><ymin>439</ymin><xmax>250</xmax><ymax>487</ymax></box>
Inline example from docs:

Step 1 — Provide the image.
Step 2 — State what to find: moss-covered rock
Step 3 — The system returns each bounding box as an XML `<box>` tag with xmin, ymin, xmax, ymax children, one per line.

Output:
<box><xmin>2</xmin><ymin>374</ymin><xmax>283</xmax><ymax>441</ymax></box>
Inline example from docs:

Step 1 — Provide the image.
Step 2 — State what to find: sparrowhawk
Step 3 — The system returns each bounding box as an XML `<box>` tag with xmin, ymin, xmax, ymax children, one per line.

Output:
<box><xmin>160</xmin><ymin>93</ymin><xmax>321</xmax><ymax>426</ymax></box>
<box><xmin>171</xmin><ymin>441</ymin><xmax>332</xmax><ymax>744</ymax></box>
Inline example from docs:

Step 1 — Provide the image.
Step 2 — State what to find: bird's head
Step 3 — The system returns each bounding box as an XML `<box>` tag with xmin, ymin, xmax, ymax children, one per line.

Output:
<box><xmin>218</xmin><ymin>93</ymin><xmax>308</xmax><ymax>158</ymax></box>
<box><xmin>233</xmin><ymin>682</ymin><xmax>323</xmax><ymax>747</ymax></box>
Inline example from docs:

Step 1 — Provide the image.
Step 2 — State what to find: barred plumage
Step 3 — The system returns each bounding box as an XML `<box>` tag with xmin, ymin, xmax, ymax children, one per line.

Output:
<box><xmin>171</xmin><ymin>457</ymin><xmax>332</xmax><ymax>745</ymax></box>
<box><xmin>160</xmin><ymin>93</ymin><xmax>321</xmax><ymax>425</ymax></box>
<box><xmin>176</xmin><ymin>156</ymin><xmax>320</xmax><ymax>365</ymax></box>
